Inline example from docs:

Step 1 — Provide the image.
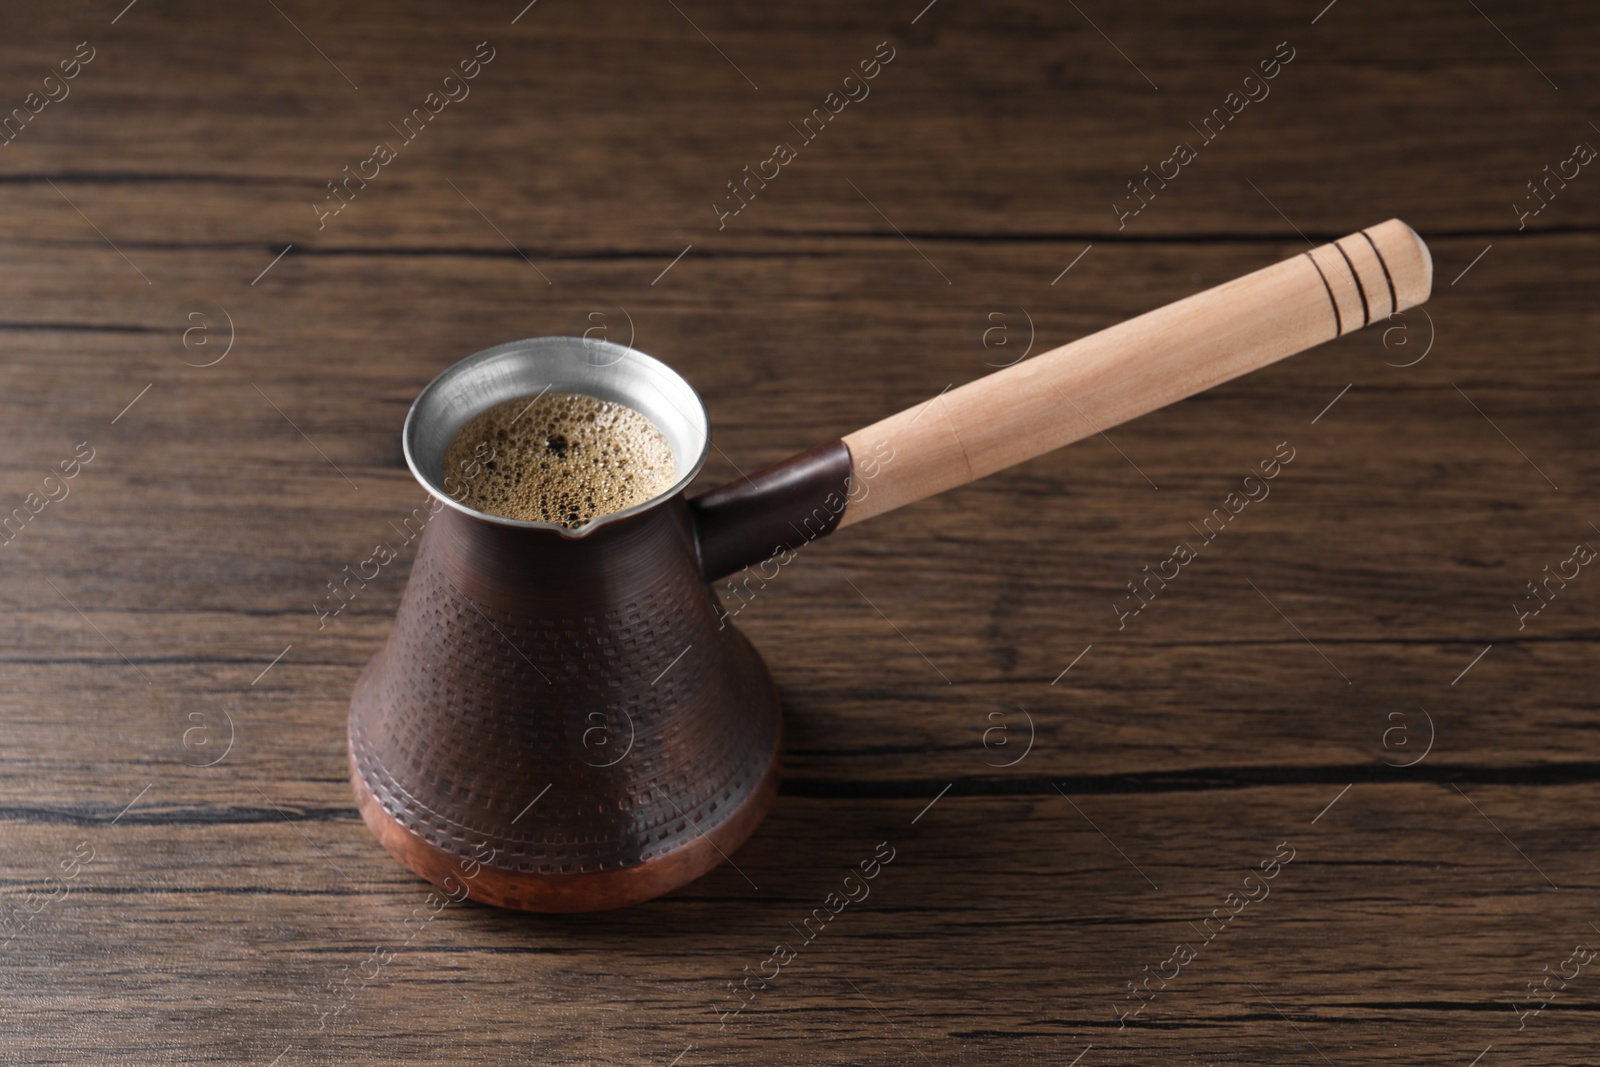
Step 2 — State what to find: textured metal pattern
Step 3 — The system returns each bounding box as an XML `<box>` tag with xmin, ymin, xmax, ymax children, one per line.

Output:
<box><xmin>349</xmin><ymin>499</ymin><xmax>780</xmax><ymax>883</ymax></box>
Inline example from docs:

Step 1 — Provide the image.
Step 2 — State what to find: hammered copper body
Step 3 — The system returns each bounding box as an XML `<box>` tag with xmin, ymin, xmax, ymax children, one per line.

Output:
<box><xmin>349</xmin><ymin>501</ymin><xmax>784</xmax><ymax>911</ymax></box>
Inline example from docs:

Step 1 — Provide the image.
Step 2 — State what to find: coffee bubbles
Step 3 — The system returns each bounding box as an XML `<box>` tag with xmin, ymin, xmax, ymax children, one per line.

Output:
<box><xmin>443</xmin><ymin>391</ymin><xmax>676</xmax><ymax>529</ymax></box>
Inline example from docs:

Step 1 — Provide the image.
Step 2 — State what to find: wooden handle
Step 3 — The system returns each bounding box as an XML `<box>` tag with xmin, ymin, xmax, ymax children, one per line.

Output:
<box><xmin>838</xmin><ymin>219</ymin><xmax>1431</xmax><ymax>527</ymax></box>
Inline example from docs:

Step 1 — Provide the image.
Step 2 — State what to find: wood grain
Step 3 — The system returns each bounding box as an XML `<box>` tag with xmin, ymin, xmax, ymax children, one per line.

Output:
<box><xmin>839</xmin><ymin>219</ymin><xmax>1431</xmax><ymax>524</ymax></box>
<box><xmin>0</xmin><ymin>0</ymin><xmax>1596</xmax><ymax>1064</ymax></box>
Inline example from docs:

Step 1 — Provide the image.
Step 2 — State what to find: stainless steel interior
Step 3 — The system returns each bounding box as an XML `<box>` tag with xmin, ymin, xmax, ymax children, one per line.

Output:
<box><xmin>402</xmin><ymin>336</ymin><xmax>711</xmax><ymax>536</ymax></box>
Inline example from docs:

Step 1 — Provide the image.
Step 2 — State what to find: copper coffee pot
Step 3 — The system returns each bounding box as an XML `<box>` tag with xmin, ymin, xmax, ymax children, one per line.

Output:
<box><xmin>349</xmin><ymin>220</ymin><xmax>1431</xmax><ymax>911</ymax></box>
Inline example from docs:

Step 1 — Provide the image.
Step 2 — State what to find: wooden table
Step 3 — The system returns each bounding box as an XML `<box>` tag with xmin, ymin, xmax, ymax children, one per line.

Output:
<box><xmin>2</xmin><ymin>0</ymin><xmax>1594</xmax><ymax>1063</ymax></box>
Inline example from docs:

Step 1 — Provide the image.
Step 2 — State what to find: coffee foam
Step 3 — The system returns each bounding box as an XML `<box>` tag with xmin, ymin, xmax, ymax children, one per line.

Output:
<box><xmin>443</xmin><ymin>391</ymin><xmax>677</xmax><ymax>528</ymax></box>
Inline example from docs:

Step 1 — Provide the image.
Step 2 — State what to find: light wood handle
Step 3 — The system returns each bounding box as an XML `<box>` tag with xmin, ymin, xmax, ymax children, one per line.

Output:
<box><xmin>838</xmin><ymin>218</ymin><xmax>1431</xmax><ymax>527</ymax></box>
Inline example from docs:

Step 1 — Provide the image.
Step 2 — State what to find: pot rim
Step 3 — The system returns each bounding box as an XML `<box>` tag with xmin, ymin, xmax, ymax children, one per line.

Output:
<box><xmin>402</xmin><ymin>336</ymin><xmax>712</xmax><ymax>539</ymax></box>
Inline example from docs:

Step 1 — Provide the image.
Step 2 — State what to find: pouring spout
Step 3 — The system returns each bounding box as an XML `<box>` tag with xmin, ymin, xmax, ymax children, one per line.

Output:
<box><xmin>686</xmin><ymin>439</ymin><xmax>853</xmax><ymax>581</ymax></box>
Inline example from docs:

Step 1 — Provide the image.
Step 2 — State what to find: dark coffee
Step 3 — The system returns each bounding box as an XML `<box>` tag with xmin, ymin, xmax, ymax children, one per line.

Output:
<box><xmin>444</xmin><ymin>391</ymin><xmax>676</xmax><ymax>528</ymax></box>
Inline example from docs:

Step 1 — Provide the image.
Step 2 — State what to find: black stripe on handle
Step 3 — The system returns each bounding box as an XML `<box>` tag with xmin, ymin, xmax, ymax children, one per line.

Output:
<box><xmin>1304</xmin><ymin>252</ymin><xmax>1343</xmax><ymax>337</ymax></box>
<box><xmin>1331</xmin><ymin>239</ymin><xmax>1371</xmax><ymax>327</ymax></box>
<box><xmin>1358</xmin><ymin>229</ymin><xmax>1399</xmax><ymax>314</ymax></box>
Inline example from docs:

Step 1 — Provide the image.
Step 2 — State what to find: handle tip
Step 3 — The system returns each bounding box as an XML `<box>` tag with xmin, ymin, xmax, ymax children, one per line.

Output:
<box><xmin>1375</xmin><ymin>217</ymin><xmax>1432</xmax><ymax>312</ymax></box>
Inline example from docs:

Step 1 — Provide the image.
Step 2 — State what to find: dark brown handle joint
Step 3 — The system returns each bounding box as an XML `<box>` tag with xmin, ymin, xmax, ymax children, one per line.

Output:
<box><xmin>686</xmin><ymin>439</ymin><xmax>853</xmax><ymax>582</ymax></box>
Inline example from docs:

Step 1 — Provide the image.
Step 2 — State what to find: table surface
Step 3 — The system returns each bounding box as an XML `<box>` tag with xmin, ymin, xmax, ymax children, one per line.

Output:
<box><xmin>2</xmin><ymin>0</ymin><xmax>1596</xmax><ymax>1063</ymax></box>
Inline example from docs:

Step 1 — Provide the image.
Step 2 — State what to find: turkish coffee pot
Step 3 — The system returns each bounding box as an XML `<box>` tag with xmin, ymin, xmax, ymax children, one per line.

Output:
<box><xmin>348</xmin><ymin>220</ymin><xmax>1431</xmax><ymax>911</ymax></box>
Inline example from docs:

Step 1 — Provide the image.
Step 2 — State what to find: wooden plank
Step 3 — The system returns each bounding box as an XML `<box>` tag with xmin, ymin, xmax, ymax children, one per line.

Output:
<box><xmin>0</xmin><ymin>1</ymin><xmax>1594</xmax><ymax>248</ymax></box>
<box><xmin>0</xmin><ymin>789</ymin><xmax>1591</xmax><ymax>1063</ymax></box>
